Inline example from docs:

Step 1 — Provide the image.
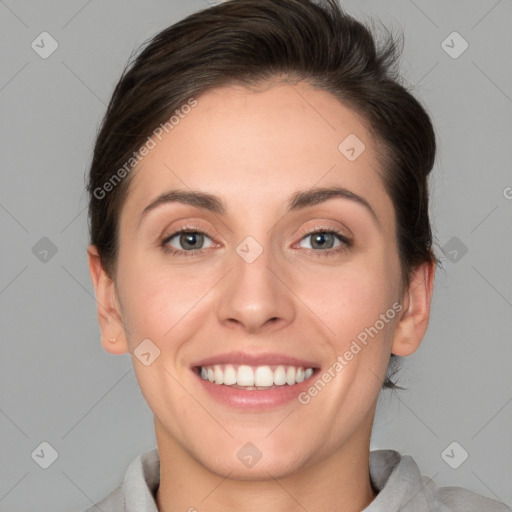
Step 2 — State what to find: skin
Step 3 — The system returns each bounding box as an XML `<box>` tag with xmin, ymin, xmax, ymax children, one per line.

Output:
<box><xmin>88</xmin><ymin>81</ymin><xmax>435</xmax><ymax>512</ymax></box>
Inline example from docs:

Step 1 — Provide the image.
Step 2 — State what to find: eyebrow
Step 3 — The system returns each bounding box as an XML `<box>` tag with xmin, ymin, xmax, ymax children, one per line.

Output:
<box><xmin>139</xmin><ymin>186</ymin><xmax>380</xmax><ymax>227</ymax></box>
<box><xmin>288</xmin><ymin>186</ymin><xmax>380</xmax><ymax>226</ymax></box>
<box><xmin>139</xmin><ymin>189</ymin><xmax>226</xmax><ymax>227</ymax></box>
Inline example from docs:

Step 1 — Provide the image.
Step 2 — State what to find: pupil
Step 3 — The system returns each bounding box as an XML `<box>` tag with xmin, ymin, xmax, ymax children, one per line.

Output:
<box><xmin>312</xmin><ymin>233</ymin><xmax>333</xmax><ymax>249</ymax></box>
<box><xmin>181</xmin><ymin>232</ymin><xmax>202</xmax><ymax>249</ymax></box>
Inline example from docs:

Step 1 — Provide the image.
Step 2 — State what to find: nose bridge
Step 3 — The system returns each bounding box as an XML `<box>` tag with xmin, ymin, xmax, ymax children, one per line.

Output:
<box><xmin>215</xmin><ymin>234</ymin><xmax>295</xmax><ymax>332</ymax></box>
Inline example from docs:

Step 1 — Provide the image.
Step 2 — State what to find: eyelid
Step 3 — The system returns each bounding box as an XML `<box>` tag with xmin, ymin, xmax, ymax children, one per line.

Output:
<box><xmin>162</xmin><ymin>229</ymin><xmax>214</xmax><ymax>245</ymax></box>
<box><xmin>160</xmin><ymin>220</ymin><xmax>353</xmax><ymax>256</ymax></box>
<box><xmin>160</xmin><ymin>227</ymin><xmax>216</xmax><ymax>258</ymax></box>
<box><xmin>161</xmin><ymin>222</ymin><xmax>217</xmax><ymax>244</ymax></box>
<box><xmin>287</xmin><ymin>222</ymin><xmax>353</xmax><ymax>258</ymax></box>
<box><xmin>161</xmin><ymin>220</ymin><xmax>217</xmax><ymax>241</ymax></box>
<box><xmin>294</xmin><ymin>222</ymin><xmax>352</xmax><ymax>243</ymax></box>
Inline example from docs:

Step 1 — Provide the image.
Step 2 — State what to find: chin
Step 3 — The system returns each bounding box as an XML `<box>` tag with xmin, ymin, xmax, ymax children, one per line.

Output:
<box><xmin>196</xmin><ymin>442</ymin><xmax>314</xmax><ymax>481</ymax></box>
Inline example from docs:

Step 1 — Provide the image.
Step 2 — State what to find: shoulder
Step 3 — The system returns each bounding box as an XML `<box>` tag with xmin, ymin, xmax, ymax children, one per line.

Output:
<box><xmin>79</xmin><ymin>448</ymin><xmax>160</xmax><ymax>512</ymax></box>
<box><xmin>81</xmin><ymin>485</ymin><xmax>124</xmax><ymax>512</ymax></box>
<box><xmin>406</xmin><ymin>455</ymin><xmax>512</xmax><ymax>512</ymax></box>
<box><xmin>368</xmin><ymin>449</ymin><xmax>511</xmax><ymax>512</ymax></box>
<box><xmin>431</xmin><ymin>483</ymin><xmax>511</xmax><ymax>512</ymax></box>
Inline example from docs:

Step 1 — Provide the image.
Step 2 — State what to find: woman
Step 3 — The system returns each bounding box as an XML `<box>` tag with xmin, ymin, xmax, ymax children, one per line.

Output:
<box><xmin>85</xmin><ymin>0</ymin><xmax>510</xmax><ymax>510</ymax></box>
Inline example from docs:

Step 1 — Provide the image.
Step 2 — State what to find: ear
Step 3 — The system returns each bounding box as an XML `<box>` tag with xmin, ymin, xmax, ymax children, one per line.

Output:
<box><xmin>391</xmin><ymin>260</ymin><xmax>435</xmax><ymax>356</ymax></box>
<box><xmin>87</xmin><ymin>245</ymin><xmax>130</xmax><ymax>355</ymax></box>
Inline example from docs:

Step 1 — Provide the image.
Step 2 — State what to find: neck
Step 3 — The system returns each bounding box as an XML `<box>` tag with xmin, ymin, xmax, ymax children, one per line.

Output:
<box><xmin>155</xmin><ymin>417</ymin><xmax>378</xmax><ymax>512</ymax></box>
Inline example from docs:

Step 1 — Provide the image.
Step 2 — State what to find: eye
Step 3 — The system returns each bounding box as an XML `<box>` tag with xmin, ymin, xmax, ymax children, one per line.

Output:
<box><xmin>297</xmin><ymin>229</ymin><xmax>351</xmax><ymax>254</ymax></box>
<box><xmin>162</xmin><ymin>229</ymin><xmax>214</xmax><ymax>255</ymax></box>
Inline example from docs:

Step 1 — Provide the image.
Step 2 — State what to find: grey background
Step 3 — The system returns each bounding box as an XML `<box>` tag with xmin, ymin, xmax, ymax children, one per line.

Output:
<box><xmin>1</xmin><ymin>0</ymin><xmax>511</xmax><ymax>510</ymax></box>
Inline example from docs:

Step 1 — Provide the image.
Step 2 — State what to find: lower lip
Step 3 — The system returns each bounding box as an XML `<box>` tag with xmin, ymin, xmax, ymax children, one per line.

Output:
<box><xmin>193</xmin><ymin>370</ymin><xmax>316</xmax><ymax>410</ymax></box>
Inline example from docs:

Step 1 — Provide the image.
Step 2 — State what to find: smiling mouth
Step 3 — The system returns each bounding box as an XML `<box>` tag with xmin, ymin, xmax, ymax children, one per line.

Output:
<box><xmin>195</xmin><ymin>364</ymin><xmax>317</xmax><ymax>389</ymax></box>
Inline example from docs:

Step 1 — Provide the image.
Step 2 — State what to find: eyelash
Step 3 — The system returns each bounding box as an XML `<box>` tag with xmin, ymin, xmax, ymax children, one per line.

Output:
<box><xmin>160</xmin><ymin>224</ymin><xmax>352</xmax><ymax>257</ymax></box>
<box><xmin>160</xmin><ymin>224</ymin><xmax>214</xmax><ymax>257</ymax></box>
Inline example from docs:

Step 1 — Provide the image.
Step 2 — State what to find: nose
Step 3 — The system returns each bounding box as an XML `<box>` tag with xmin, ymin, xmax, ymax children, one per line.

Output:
<box><xmin>215</xmin><ymin>244</ymin><xmax>296</xmax><ymax>335</ymax></box>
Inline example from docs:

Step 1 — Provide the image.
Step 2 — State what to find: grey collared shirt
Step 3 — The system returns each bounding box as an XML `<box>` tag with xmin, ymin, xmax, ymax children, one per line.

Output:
<box><xmin>84</xmin><ymin>448</ymin><xmax>511</xmax><ymax>511</ymax></box>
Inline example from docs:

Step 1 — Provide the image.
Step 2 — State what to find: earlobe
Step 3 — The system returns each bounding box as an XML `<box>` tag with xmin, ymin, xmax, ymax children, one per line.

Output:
<box><xmin>391</xmin><ymin>260</ymin><xmax>435</xmax><ymax>357</ymax></box>
<box><xmin>87</xmin><ymin>245</ymin><xmax>130</xmax><ymax>355</ymax></box>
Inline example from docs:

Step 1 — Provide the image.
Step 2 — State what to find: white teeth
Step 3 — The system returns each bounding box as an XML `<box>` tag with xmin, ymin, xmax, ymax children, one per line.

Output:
<box><xmin>199</xmin><ymin>364</ymin><xmax>315</xmax><ymax>387</ymax></box>
<box><xmin>254</xmin><ymin>366</ymin><xmax>274</xmax><ymax>387</ymax></box>
<box><xmin>237</xmin><ymin>365</ymin><xmax>255</xmax><ymax>386</ymax></box>
<box><xmin>214</xmin><ymin>365</ymin><xmax>224</xmax><ymax>385</ymax></box>
<box><xmin>286</xmin><ymin>366</ymin><xmax>296</xmax><ymax>385</ymax></box>
<box><xmin>223</xmin><ymin>364</ymin><xmax>237</xmax><ymax>385</ymax></box>
<box><xmin>273</xmin><ymin>365</ymin><xmax>287</xmax><ymax>385</ymax></box>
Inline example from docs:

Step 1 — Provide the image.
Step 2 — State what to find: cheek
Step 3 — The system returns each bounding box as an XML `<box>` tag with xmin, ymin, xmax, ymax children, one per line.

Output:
<box><xmin>294</xmin><ymin>252</ymin><xmax>401</xmax><ymax>346</ymax></box>
<box><xmin>116</xmin><ymin>258</ymin><xmax>216</xmax><ymax>343</ymax></box>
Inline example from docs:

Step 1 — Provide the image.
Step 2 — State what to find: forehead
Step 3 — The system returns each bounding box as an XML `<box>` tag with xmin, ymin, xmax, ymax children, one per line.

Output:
<box><xmin>122</xmin><ymin>82</ymin><xmax>393</xmax><ymax>228</ymax></box>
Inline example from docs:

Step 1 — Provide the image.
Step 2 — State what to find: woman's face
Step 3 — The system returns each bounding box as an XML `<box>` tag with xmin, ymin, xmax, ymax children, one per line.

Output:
<box><xmin>94</xmin><ymin>81</ymin><xmax>427</xmax><ymax>478</ymax></box>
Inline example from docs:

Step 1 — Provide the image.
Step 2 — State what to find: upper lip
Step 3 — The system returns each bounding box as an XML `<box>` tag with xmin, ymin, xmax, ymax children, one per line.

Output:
<box><xmin>191</xmin><ymin>352</ymin><xmax>320</xmax><ymax>369</ymax></box>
